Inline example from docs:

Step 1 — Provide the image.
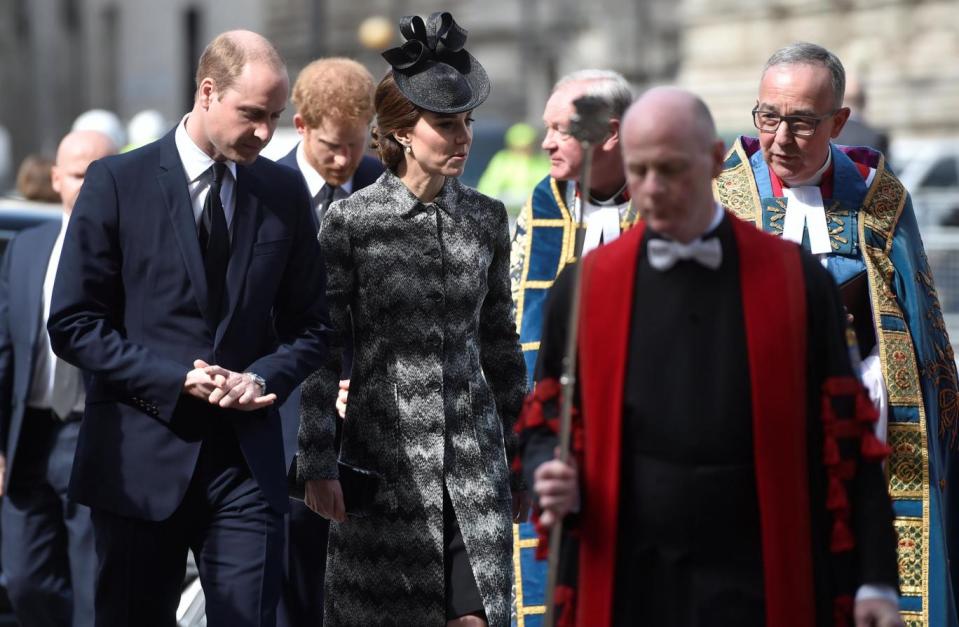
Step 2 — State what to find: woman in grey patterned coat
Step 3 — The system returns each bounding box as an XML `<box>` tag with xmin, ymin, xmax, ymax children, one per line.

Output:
<box><xmin>297</xmin><ymin>12</ymin><xmax>527</xmax><ymax>627</ymax></box>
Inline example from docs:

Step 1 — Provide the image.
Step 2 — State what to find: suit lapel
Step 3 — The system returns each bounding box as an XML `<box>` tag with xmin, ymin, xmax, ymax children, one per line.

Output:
<box><xmin>156</xmin><ymin>132</ymin><xmax>210</xmax><ymax>326</ymax></box>
<box><xmin>215</xmin><ymin>166</ymin><xmax>257</xmax><ymax>347</ymax></box>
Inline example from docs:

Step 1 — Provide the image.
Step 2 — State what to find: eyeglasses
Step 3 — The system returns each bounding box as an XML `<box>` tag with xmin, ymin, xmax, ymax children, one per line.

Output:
<box><xmin>751</xmin><ymin>108</ymin><xmax>837</xmax><ymax>137</ymax></box>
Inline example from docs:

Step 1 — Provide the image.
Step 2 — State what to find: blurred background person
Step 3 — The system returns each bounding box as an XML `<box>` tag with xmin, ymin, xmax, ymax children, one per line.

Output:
<box><xmin>70</xmin><ymin>110</ymin><xmax>127</xmax><ymax>155</ymax></box>
<box><xmin>122</xmin><ymin>109</ymin><xmax>168</xmax><ymax>153</ymax></box>
<box><xmin>476</xmin><ymin>122</ymin><xmax>549</xmax><ymax>219</ymax></box>
<box><xmin>275</xmin><ymin>56</ymin><xmax>383</xmax><ymax>627</ymax></box>
<box><xmin>278</xmin><ymin>57</ymin><xmax>384</xmax><ymax>232</ymax></box>
<box><xmin>511</xmin><ymin>70</ymin><xmax>635</xmax><ymax>379</ymax></box>
<box><xmin>297</xmin><ymin>12</ymin><xmax>526</xmax><ymax>626</ymax></box>
<box><xmin>835</xmin><ymin>75</ymin><xmax>889</xmax><ymax>155</ymax></box>
<box><xmin>0</xmin><ymin>129</ymin><xmax>116</xmax><ymax>627</ymax></box>
<box><xmin>14</xmin><ymin>155</ymin><xmax>60</xmax><ymax>203</ymax></box>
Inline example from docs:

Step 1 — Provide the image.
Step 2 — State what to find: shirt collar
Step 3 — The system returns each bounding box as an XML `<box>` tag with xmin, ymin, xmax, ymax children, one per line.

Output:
<box><xmin>295</xmin><ymin>142</ymin><xmax>354</xmax><ymax>199</ymax></box>
<box><xmin>791</xmin><ymin>149</ymin><xmax>832</xmax><ymax>187</ymax></box>
<box><xmin>174</xmin><ymin>114</ymin><xmax>237</xmax><ymax>184</ymax></box>
<box><xmin>704</xmin><ymin>201</ymin><xmax>725</xmax><ymax>235</ymax></box>
<box><xmin>380</xmin><ymin>170</ymin><xmax>461</xmax><ymax>218</ymax></box>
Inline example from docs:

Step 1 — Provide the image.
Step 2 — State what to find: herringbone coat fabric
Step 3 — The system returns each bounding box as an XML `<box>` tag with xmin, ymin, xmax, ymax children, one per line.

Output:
<box><xmin>298</xmin><ymin>170</ymin><xmax>527</xmax><ymax>626</ymax></box>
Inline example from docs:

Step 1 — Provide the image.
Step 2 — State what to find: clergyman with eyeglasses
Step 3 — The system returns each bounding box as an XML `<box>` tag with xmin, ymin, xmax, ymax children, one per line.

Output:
<box><xmin>715</xmin><ymin>41</ymin><xmax>959</xmax><ymax>627</ymax></box>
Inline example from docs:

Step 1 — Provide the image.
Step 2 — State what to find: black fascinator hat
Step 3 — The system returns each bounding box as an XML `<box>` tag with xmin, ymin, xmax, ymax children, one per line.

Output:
<box><xmin>381</xmin><ymin>12</ymin><xmax>490</xmax><ymax>114</ymax></box>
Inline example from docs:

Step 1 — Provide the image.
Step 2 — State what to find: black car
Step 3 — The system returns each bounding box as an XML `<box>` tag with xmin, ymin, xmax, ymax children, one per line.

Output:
<box><xmin>0</xmin><ymin>199</ymin><xmax>60</xmax><ymax>255</ymax></box>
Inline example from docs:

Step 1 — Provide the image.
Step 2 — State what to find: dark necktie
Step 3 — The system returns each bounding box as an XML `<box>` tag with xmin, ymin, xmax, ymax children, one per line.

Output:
<box><xmin>316</xmin><ymin>184</ymin><xmax>338</xmax><ymax>229</ymax></box>
<box><xmin>199</xmin><ymin>162</ymin><xmax>229</xmax><ymax>324</ymax></box>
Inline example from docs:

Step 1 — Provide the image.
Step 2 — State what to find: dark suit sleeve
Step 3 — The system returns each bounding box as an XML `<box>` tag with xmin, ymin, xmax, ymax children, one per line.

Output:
<box><xmin>244</xmin><ymin>176</ymin><xmax>331</xmax><ymax>405</ymax></box>
<box><xmin>479</xmin><ymin>199</ymin><xmax>528</xmax><ymax>487</ymax></box>
<box><xmin>48</xmin><ymin>160</ymin><xmax>187</xmax><ymax>422</ymax></box>
<box><xmin>803</xmin><ymin>252</ymin><xmax>899</xmax><ymax>590</ymax></box>
<box><xmin>0</xmin><ymin>239</ymin><xmax>15</xmax><ymax>450</ymax></box>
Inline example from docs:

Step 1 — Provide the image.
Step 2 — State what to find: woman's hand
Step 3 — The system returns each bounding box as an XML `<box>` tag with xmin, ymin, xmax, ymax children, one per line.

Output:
<box><xmin>336</xmin><ymin>379</ymin><xmax>350</xmax><ymax>419</ymax></box>
<box><xmin>305</xmin><ymin>479</ymin><xmax>346</xmax><ymax>523</ymax></box>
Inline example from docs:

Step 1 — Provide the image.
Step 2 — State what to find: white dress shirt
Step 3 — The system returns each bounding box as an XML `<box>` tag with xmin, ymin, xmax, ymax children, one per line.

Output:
<box><xmin>27</xmin><ymin>213</ymin><xmax>84</xmax><ymax>417</ymax></box>
<box><xmin>174</xmin><ymin>115</ymin><xmax>238</xmax><ymax>232</ymax></box>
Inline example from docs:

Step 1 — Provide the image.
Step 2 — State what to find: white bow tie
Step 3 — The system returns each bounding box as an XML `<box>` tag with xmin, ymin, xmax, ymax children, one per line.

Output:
<box><xmin>647</xmin><ymin>237</ymin><xmax>723</xmax><ymax>271</ymax></box>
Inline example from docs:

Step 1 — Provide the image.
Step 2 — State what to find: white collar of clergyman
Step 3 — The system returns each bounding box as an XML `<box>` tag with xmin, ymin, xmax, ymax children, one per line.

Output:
<box><xmin>174</xmin><ymin>114</ymin><xmax>238</xmax><ymax>185</ymax></box>
<box><xmin>781</xmin><ymin>149</ymin><xmax>833</xmax><ymax>254</ymax></box>
<box><xmin>788</xmin><ymin>149</ymin><xmax>832</xmax><ymax>188</ymax></box>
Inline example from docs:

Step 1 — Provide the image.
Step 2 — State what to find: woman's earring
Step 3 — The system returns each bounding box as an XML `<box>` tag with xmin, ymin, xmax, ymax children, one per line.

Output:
<box><xmin>405</xmin><ymin>144</ymin><xmax>412</xmax><ymax>154</ymax></box>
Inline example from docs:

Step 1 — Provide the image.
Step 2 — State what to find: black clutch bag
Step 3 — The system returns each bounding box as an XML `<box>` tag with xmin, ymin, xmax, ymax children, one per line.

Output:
<box><xmin>839</xmin><ymin>270</ymin><xmax>877</xmax><ymax>360</ymax></box>
<box><xmin>287</xmin><ymin>454</ymin><xmax>381</xmax><ymax>518</ymax></box>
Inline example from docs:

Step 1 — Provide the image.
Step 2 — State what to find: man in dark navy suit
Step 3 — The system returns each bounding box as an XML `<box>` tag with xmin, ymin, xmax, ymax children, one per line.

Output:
<box><xmin>47</xmin><ymin>31</ymin><xmax>330</xmax><ymax>627</ymax></box>
<box><xmin>274</xmin><ymin>57</ymin><xmax>383</xmax><ymax>627</ymax></box>
<box><xmin>0</xmin><ymin>129</ymin><xmax>115</xmax><ymax>627</ymax></box>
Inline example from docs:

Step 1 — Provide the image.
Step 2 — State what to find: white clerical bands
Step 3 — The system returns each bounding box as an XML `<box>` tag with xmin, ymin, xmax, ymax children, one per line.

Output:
<box><xmin>647</xmin><ymin>237</ymin><xmax>723</xmax><ymax>271</ymax></box>
<box><xmin>782</xmin><ymin>186</ymin><xmax>832</xmax><ymax>254</ymax></box>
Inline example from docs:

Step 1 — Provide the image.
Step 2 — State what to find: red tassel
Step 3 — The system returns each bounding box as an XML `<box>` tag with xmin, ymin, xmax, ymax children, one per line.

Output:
<box><xmin>823</xmin><ymin>436</ymin><xmax>841</xmax><ymax>465</ymax></box>
<box><xmin>826</xmin><ymin>476</ymin><xmax>849</xmax><ymax>511</ymax></box>
<box><xmin>515</xmin><ymin>378</ymin><xmax>564</xmax><ymax>434</ymax></box>
<box><xmin>833</xmin><ymin>594</ymin><xmax>854</xmax><ymax>627</ymax></box>
<box><xmin>821</xmin><ymin>397</ymin><xmax>837</xmax><ymax>423</ymax></box>
<box><xmin>861</xmin><ymin>431</ymin><xmax>892</xmax><ymax>462</ymax></box>
<box><xmin>836</xmin><ymin>460</ymin><xmax>857</xmax><ymax>481</ymax></box>
<box><xmin>830</xmin><ymin>517</ymin><xmax>855</xmax><ymax>553</ymax></box>
<box><xmin>535</xmin><ymin>377</ymin><xmax>562</xmax><ymax>400</ymax></box>
<box><xmin>532</xmin><ymin>511</ymin><xmax>550</xmax><ymax>560</ymax></box>
<box><xmin>856</xmin><ymin>393</ymin><xmax>879</xmax><ymax>423</ymax></box>
<box><xmin>823</xmin><ymin>376</ymin><xmax>861</xmax><ymax>396</ymax></box>
<box><xmin>515</xmin><ymin>397</ymin><xmax>544</xmax><ymax>432</ymax></box>
<box><xmin>831</xmin><ymin>419</ymin><xmax>861</xmax><ymax>439</ymax></box>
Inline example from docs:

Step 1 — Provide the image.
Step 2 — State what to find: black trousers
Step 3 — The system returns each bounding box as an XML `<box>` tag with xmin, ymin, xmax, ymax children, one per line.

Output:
<box><xmin>276</xmin><ymin>498</ymin><xmax>328</xmax><ymax>627</ymax></box>
<box><xmin>443</xmin><ymin>487</ymin><xmax>484</xmax><ymax>620</ymax></box>
<box><xmin>1</xmin><ymin>411</ymin><xmax>95</xmax><ymax>627</ymax></box>
<box><xmin>90</xmin><ymin>428</ymin><xmax>284</xmax><ymax>627</ymax></box>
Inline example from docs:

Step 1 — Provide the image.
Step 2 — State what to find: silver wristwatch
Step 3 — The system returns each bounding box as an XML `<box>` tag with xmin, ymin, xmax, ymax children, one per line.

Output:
<box><xmin>244</xmin><ymin>372</ymin><xmax>266</xmax><ymax>395</ymax></box>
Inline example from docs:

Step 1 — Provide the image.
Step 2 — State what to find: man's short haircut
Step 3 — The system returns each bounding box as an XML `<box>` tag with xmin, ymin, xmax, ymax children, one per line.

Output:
<box><xmin>552</xmin><ymin>69</ymin><xmax>634</xmax><ymax>120</ymax></box>
<box><xmin>292</xmin><ymin>58</ymin><xmax>375</xmax><ymax>128</ymax></box>
<box><xmin>763</xmin><ymin>42</ymin><xmax>846</xmax><ymax>110</ymax></box>
<box><xmin>195</xmin><ymin>31</ymin><xmax>285</xmax><ymax>98</ymax></box>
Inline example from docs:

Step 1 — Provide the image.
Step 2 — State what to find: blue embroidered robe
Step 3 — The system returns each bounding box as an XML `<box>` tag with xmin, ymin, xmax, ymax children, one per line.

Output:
<box><xmin>508</xmin><ymin>175</ymin><xmax>638</xmax><ymax>625</ymax></box>
<box><xmin>716</xmin><ymin>136</ymin><xmax>959</xmax><ymax>627</ymax></box>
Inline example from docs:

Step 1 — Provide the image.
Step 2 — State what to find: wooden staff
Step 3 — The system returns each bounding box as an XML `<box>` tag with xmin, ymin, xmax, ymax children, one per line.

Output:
<box><xmin>543</xmin><ymin>94</ymin><xmax>613</xmax><ymax>627</ymax></box>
